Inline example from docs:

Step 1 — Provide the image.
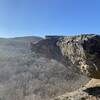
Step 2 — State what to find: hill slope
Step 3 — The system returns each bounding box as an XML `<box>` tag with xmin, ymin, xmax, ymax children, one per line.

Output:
<box><xmin>31</xmin><ymin>36</ymin><xmax>90</xmax><ymax>99</ymax></box>
<box><xmin>0</xmin><ymin>36</ymin><xmax>89</xmax><ymax>100</ymax></box>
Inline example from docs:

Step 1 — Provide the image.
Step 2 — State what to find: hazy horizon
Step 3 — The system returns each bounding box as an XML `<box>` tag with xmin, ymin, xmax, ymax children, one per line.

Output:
<box><xmin>0</xmin><ymin>33</ymin><xmax>100</xmax><ymax>38</ymax></box>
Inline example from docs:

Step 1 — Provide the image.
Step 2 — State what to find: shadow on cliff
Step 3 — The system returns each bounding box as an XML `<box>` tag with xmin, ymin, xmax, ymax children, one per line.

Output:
<box><xmin>84</xmin><ymin>86</ymin><xmax>100</xmax><ymax>97</ymax></box>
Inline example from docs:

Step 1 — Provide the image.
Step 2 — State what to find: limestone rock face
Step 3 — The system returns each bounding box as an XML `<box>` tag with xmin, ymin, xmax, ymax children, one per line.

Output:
<box><xmin>32</xmin><ymin>34</ymin><xmax>100</xmax><ymax>78</ymax></box>
<box><xmin>31</xmin><ymin>35</ymin><xmax>100</xmax><ymax>100</ymax></box>
<box><xmin>57</xmin><ymin>34</ymin><xmax>100</xmax><ymax>79</ymax></box>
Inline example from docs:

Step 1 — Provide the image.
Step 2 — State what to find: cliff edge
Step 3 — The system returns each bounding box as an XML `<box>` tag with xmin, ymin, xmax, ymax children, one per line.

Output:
<box><xmin>31</xmin><ymin>34</ymin><xmax>100</xmax><ymax>100</ymax></box>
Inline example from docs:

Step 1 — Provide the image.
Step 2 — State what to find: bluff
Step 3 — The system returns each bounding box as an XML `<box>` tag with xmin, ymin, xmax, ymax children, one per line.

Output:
<box><xmin>32</xmin><ymin>34</ymin><xmax>100</xmax><ymax>79</ymax></box>
<box><xmin>31</xmin><ymin>34</ymin><xmax>100</xmax><ymax>100</ymax></box>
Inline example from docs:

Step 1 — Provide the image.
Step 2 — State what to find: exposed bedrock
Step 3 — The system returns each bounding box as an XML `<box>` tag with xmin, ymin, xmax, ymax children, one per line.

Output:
<box><xmin>32</xmin><ymin>34</ymin><xmax>100</xmax><ymax>79</ymax></box>
<box><xmin>57</xmin><ymin>34</ymin><xmax>100</xmax><ymax>79</ymax></box>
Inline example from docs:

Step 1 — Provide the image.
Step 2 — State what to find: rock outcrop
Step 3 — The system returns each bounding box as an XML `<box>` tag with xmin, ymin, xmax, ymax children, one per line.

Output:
<box><xmin>52</xmin><ymin>34</ymin><xmax>100</xmax><ymax>100</ymax></box>
<box><xmin>57</xmin><ymin>34</ymin><xmax>100</xmax><ymax>79</ymax></box>
<box><xmin>32</xmin><ymin>34</ymin><xmax>100</xmax><ymax>79</ymax></box>
<box><xmin>53</xmin><ymin>79</ymin><xmax>100</xmax><ymax>100</ymax></box>
<box><xmin>32</xmin><ymin>34</ymin><xmax>100</xmax><ymax>100</ymax></box>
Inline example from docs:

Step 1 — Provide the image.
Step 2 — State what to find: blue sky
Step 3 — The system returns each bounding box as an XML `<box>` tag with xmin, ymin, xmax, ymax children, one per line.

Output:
<box><xmin>0</xmin><ymin>0</ymin><xmax>100</xmax><ymax>37</ymax></box>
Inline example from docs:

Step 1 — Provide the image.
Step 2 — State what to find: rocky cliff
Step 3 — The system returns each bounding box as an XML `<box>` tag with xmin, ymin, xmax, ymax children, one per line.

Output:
<box><xmin>57</xmin><ymin>34</ymin><xmax>100</xmax><ymax>79</ymax></box>
<box><xmin>31</xmin><ymin>34</ymin><xmax>100</xmax><ymax>100</ymax></box>
<box><xmin>32</xmin><ymin>34</ymin><xmax>100</xmax><ymax>79</ymax></box>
